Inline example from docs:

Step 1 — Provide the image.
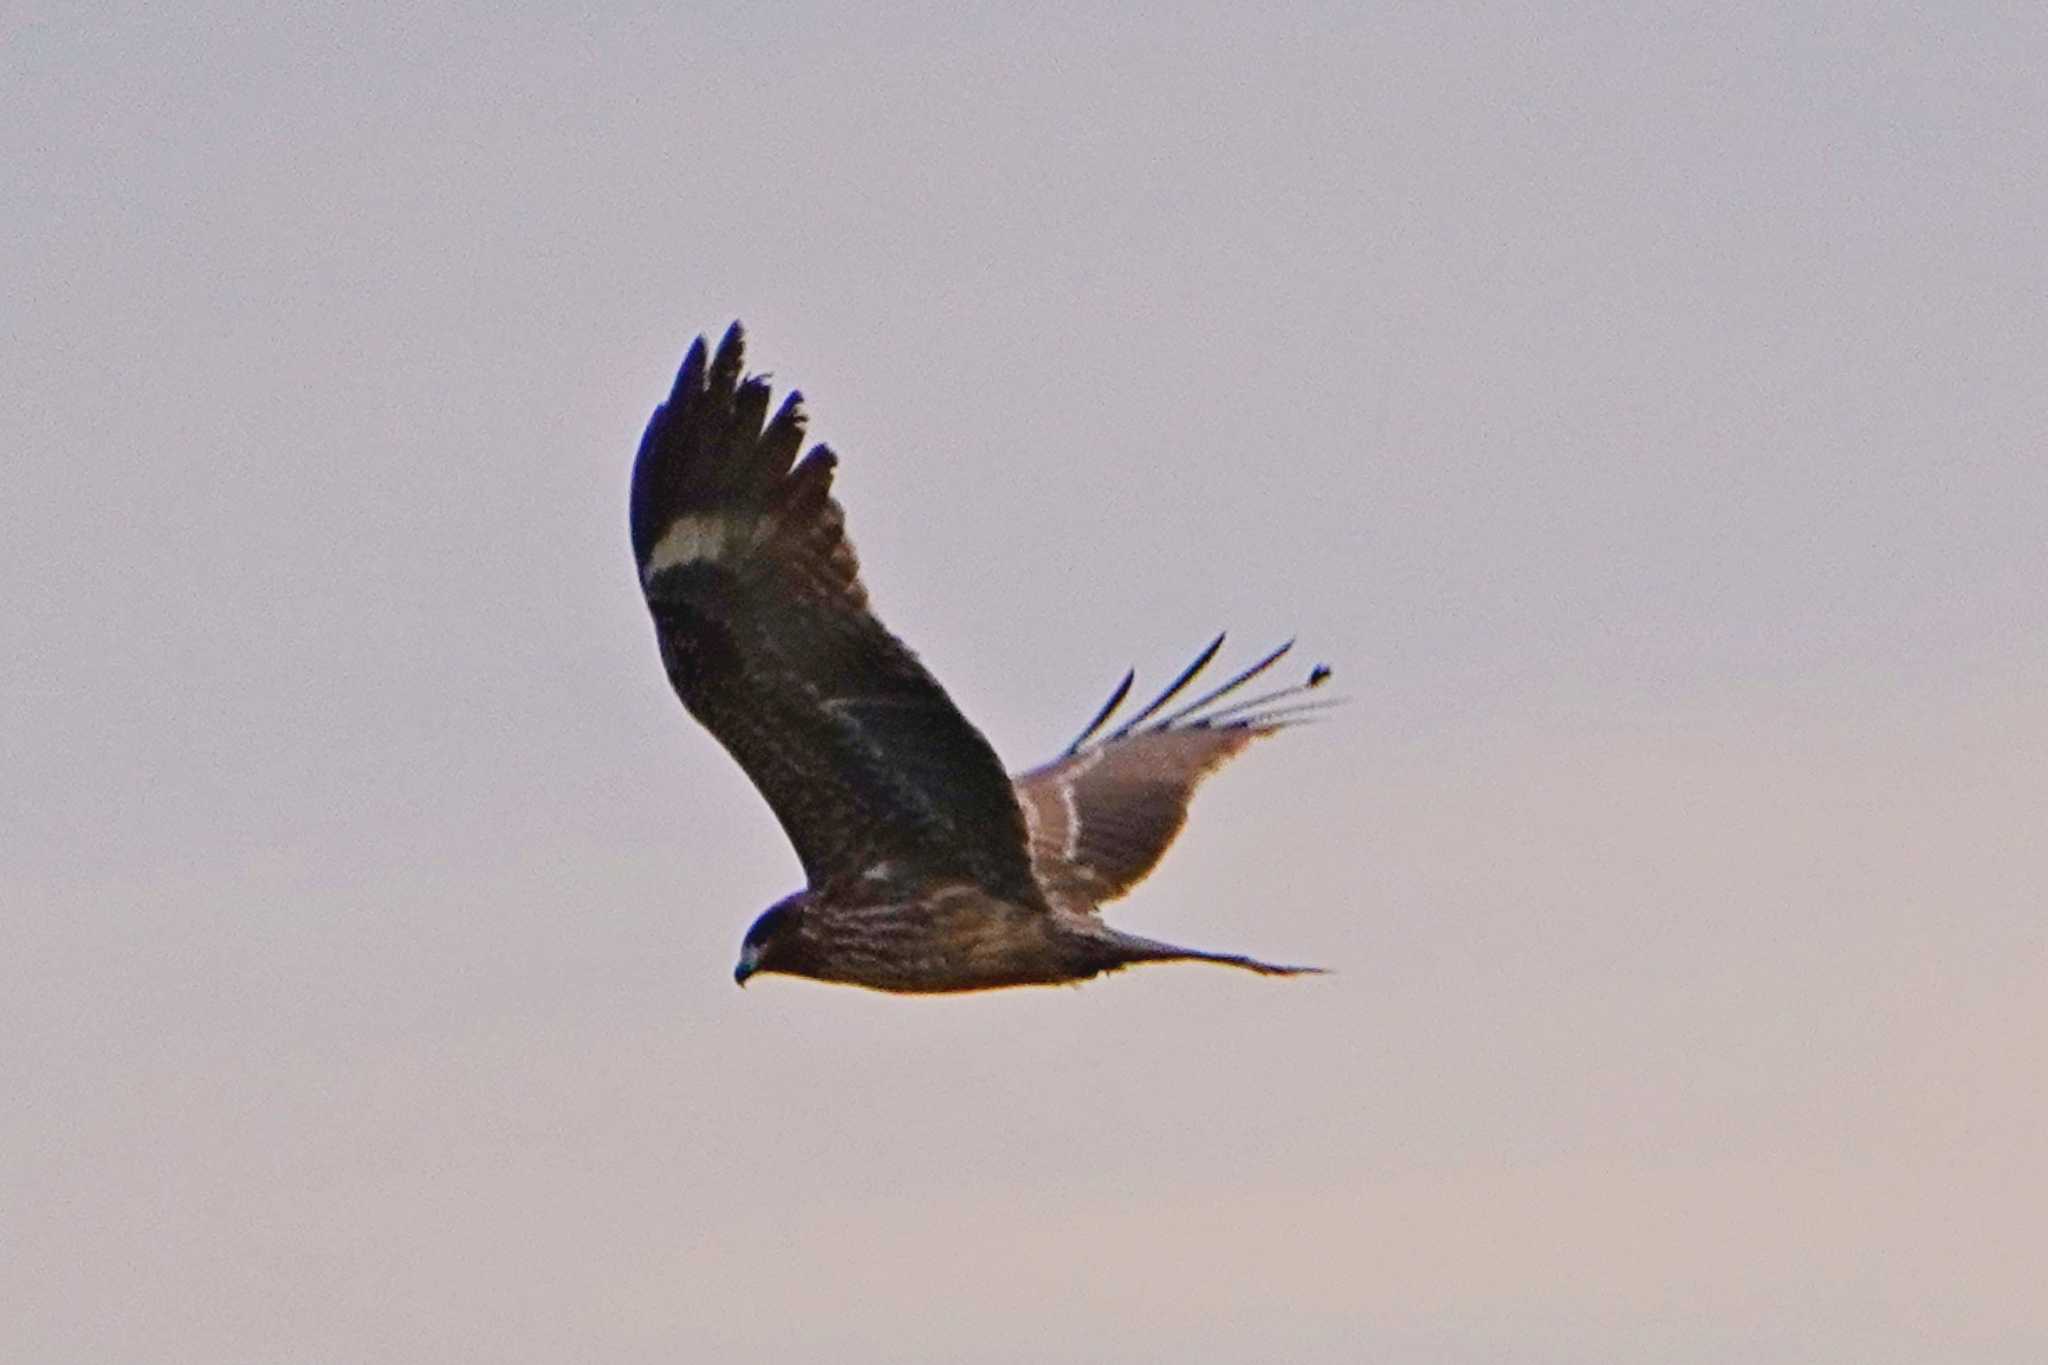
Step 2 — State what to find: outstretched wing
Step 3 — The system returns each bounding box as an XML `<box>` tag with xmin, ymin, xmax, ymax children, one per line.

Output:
<box><xmin>1013</xmin><ymin>636</ymin><xmax>1334</xmax><ymax>907</ymax></box>
<box><xmin>631</xmin><ymin>323</ymin><xmax>1041</xmax><ymax>906</ymax></box>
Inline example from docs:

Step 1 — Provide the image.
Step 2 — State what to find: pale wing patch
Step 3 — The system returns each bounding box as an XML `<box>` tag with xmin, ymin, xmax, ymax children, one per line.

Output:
<box><xmin>1058</xmin><ymin>747</ymin><xmax>1105</xmax><ymax>863</ymax></box>
<box><xmin>1018</xmin><ymin>776</ymin><xmax>1043</xmax><ymax>844</ymax></box>
<box><xmin>643</xmin><ymin>512</ymin><xmax>765</xmax><ymax>581</ymax></box>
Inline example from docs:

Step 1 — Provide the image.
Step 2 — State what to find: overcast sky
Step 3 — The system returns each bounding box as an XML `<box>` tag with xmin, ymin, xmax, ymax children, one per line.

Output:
<box><xmin>6</xmin><ymin>4</ymin><xmax>2046</xmax><ymax>1362</ymax></box>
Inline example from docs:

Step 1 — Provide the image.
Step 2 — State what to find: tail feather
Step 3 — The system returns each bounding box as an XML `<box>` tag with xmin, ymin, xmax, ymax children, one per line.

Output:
<box><xmin>1100</xmin><ymin>928</ymin><xmax>1326</xmax><ymax>979</ymax></box>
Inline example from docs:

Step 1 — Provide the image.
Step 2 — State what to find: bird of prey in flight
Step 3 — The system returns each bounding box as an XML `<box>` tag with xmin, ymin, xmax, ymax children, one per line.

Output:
<box><xmin>630</xmin><ymin>323</ymin><xmax>1332</xmax><ymax>993</ymax></box>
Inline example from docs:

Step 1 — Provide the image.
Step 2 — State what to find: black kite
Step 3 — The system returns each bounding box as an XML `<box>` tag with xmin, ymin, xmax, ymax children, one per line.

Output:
<box><xmin>630</xmin><ymin>324</ymin><xmax>1330</xmax><ymax>993</ymax></box>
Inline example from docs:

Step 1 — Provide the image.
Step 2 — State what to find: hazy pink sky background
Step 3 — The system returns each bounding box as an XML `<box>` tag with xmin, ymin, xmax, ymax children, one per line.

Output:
<box><xmin>7</xmin><ymin>4</ymin><xmax>2045</xmax><ymax>1361</ymax></box>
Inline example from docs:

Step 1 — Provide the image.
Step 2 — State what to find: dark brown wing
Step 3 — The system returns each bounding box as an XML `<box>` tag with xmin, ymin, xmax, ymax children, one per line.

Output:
<box><xmin>1013</xmin><ymin>637</ymin><xmax>1334</xmax><ymax>907</ymax></box>
<box><xmin>631</xmin><ymin>323</ymin><xmax>1041</xmax><ymax>906</ymax></box>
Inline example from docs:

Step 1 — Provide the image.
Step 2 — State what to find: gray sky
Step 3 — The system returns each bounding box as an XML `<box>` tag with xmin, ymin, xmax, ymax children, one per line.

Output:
<box><xmin>7</xmin><ymin>3</ymin><xmax>2045</xmax><ymax>1361</ymax></box>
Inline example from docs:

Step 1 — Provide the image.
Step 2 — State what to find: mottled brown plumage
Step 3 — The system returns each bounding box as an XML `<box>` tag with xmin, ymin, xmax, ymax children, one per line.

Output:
<box><xmin>631</xmin><ymin>323</ymin><xmax>1331</xmax><ymax>994</ymax></box>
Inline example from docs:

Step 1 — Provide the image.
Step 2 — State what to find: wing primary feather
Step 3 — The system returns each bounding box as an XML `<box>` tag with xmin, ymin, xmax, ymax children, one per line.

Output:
<box><xmin>732</xmin><ymin>376</ymin><xmax>772</xmax><ymax>446</ymax></box>
<box><xmin>1063</xmin><ymin>668</ymin><xmax>1136</xmax><ymax>756</ymax></box>
<box><xmin>731</xmin><ymin>378</ymin><xmax>790</xmax><ymax>496</ymax></box>
<box><xmin>1104</xmin><ymin>632</ymin><xmax>1226</xmax><ymax>742</ymax></box>
<box><xmin>1150</xmin><ymin>638</ymin><xmax>1294</xmax><ymax>732</ymax></box>
<box><xmin>1190</xmin><ymin>664</ymin><xmax>1338</xmax><ymax>728</ymax></box>
<box><xmin>671</xmin><ymin>335</ymin><xmax>709</xmax><ymax>403</ymax></box>
<box><xmin>757</xmin><ymin>390</ymin><xmax>807</xmax><ymax>475</ymax></box>
<box><xmin>629</xmin><ymin>333</ymin><xmax>716</xmax><ymax>565</ymax></box>
<box><xmin>709</xmin><ymin>322</ymin><xmax>746</xmax><ymax>396</ymax></box>
<box><xmin>1199</xmin><ymin>695</ymin><xmax>1346</xmax><ymax>729</ymax></box>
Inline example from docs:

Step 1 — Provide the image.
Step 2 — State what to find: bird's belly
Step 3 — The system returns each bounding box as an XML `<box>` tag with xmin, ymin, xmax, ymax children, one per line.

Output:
<box><xmin>806</xmin><ymin>895</ymin><xmax>1094</xmax><ymax>994</ymax></box>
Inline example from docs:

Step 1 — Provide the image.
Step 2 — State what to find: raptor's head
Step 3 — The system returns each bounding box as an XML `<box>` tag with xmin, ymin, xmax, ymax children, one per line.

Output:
<box><xmin>734</xmin><ymin>894</ymin><xmax>807</xmax><ymax>987</ymax></box>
